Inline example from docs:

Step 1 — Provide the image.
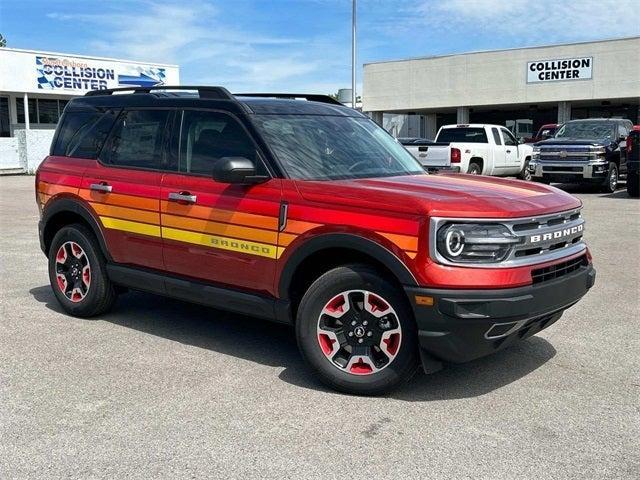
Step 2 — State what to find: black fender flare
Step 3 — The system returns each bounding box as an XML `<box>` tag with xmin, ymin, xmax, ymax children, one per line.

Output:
<box><xmin>41</xmin><ymin>197</ymin><xmax>112</xmax><ymax>261</ymax></box>
<box><xmin>277</xmin><ymin>233</ymin><xmax>418</xmax><ymax>298</ymax></box>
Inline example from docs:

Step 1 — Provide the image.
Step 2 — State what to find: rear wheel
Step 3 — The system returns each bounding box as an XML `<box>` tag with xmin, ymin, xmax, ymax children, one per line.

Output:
<box><xmin>296</xmin><ymin>264</ymin><xmax>418</xmax><ymax>396</ymax></box>
<box><xmin>467</xmin><ymin>162</ymin><xmax>482</xmax><ymax>175</ymax></box>
<box><xmin>601</xmin><ymin>162</ymin><xmax>618</xmax><ymax>193</ymax></box>
<box><xmin>48</xmin><ymin>224</ymin><xmax>117</xmax><ymax>317</ymax></box>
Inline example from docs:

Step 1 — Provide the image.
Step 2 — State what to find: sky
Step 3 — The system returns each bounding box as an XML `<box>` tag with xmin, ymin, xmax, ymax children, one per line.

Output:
<box><xmin>1</xmin><ymin>0</ymin><xmax>639</xmax><ymax>95</ymax></box>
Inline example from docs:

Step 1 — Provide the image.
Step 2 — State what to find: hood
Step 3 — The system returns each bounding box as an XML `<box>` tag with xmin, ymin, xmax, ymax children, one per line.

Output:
<box><xmin>536</xmin><ymin>138</ymin><xmax>611</xmax><ymax>147</ymax></box>
<box><xmin>295</xmin><ymin>174</ymin><xmax>581</xmax><ymax>219</ymax></box>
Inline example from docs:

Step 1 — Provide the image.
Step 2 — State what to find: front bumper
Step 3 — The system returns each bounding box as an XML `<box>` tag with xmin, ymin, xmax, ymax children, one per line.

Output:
<box><xmin>405</xmin><ymin>263</ymin><xmax>595</xmax><ymax>363</ymax></box>
<box><xmin>530</xmin><ymin>159</ymin><xmax>608</xmax><ymax>183</ymax></box>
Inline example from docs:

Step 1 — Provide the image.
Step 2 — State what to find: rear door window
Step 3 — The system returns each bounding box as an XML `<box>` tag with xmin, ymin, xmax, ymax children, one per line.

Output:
<box><xmin>101</xmin><ymin>109</ymin><xmax>171</xmax><ymax>169</ymax></box>
<box><xmin>437</xmin><ymin>128</ymin><xmax>488</xmax><ymax>143</ymax></box>
<box><xmin>52</xmin><ymin>109</ymin><xmax>118</xmax><ymax>158</ymax></box>
<box><xmin>491</xmin><ymin>128</ymin><xmax>502</xmax><ymax>145</ymax></box>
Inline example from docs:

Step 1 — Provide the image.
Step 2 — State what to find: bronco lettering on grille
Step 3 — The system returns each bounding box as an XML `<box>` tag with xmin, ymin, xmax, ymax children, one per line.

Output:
<box><xmin>530</xmin><ymin>224</ymin><xmax>583</xmax><ymax>243</ymax></box>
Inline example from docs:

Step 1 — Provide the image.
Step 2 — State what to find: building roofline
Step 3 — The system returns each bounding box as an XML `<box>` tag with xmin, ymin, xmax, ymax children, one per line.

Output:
<box><xmin>0</xmin><ymin>46</ymin><xmax>179</xmax><ymax>68</ymax></box>
<box><xmin>363</xmin><ymin>36</ymin><xmax>640</xmax><ymax>66</ymax></box>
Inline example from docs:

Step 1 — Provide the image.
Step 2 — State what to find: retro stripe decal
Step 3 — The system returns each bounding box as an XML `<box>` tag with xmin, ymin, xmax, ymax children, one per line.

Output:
<box><xmin>39</xmin><ymin>182</ymin><xmax>419</xmax><ymax>261</ymax></box>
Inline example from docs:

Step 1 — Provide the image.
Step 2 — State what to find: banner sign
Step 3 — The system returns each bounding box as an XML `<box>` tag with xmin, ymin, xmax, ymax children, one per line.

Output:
<box><xmin>36</xmin><ymin>56</ymin><xmax>167</xmax><ymax>92</ymax></box>
<box><xmin>527</xmin><ymin>57</ymin><xmax>593</xmax><ymax>83</ymax></box>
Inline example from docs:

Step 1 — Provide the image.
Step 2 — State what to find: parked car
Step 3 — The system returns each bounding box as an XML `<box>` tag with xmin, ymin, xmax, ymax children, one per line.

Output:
<box><xmin>530</xmin><ymin>118</ymin><xmax>634</xmax><ymax>192</ymax></box>
<box><xmin>627</xmin><ymin>126</ymin><xmax>640</xmax><ymax>197</ymax></box>
<box><xmin>36</xmin><ymin>87</ymin><xmax>595</xmax><ymax>395</ymax></box>
<box><xmin>417</xmin><ymin>124</ymin><xmax>533</xmax><ymax>179</ymax></box>
<box><xmin>526</xmin><ymin>123</ymin><xmax>559</xmax><ymax>143</ymax></box>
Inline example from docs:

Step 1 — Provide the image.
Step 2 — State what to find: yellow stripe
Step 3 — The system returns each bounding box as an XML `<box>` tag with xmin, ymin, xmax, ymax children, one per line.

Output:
<box><xmin>100</xmin><ymin>217</ymin><xmax>161</xmax><ymax>237</ymax></box>
<box><xmin>162</xmin><ymin>227</ymin><xmax>279</xmax><ymax>259</ymax></box>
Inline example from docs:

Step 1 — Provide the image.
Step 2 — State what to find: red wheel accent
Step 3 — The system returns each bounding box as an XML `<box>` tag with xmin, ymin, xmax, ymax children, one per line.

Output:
<box><xmin>349</xmin><ymin>358</ymin><xmax>374</xmax><ymax>374</ymax></box>
<box><xmin>382</xmin><ymin>333</ymin><xmax>400</xmax><ymax>356</ymax></box>
<box><xmin>325</xmin><ymin>294</ymin><xmax>346</xmax><ymax>314</ymax></box>
<box><xmin>318</xmin><ymin>334</ymin><xmax>336</xmax><ymax>356</ymax></box>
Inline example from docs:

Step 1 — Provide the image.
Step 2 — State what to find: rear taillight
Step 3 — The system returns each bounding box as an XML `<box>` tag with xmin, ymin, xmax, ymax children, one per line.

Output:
<box><xmin>628</xmin><ymin>137</ymin><xmax>633</xmax><ymax>154</ymax></box>
<box><xmin>451</xmin><ymin>148</ymin><xmax>461</xmax><ymax>163</ymax></box>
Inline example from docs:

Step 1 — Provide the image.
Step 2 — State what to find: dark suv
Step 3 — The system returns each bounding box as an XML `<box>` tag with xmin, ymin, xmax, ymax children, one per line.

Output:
<box><xmin>530</xmin><ymin>118</ymin><xmax>633</xmax><ymax>192</ymax></box>
<box><xmin>36</xmin><ymin>86</ymin><xmax>595</xmax><ymax>395</ymax></box>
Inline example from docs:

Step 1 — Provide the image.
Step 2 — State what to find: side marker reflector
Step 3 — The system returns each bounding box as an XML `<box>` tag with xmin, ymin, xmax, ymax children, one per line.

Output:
<box><xmin>415</xmin><ymin>295</ymin><xmax>434</xmax><ymax>306</ymax></box>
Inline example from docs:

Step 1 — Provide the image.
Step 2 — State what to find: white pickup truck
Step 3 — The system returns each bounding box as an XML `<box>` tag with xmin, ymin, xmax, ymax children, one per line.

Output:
<box><xmin>405</xmin><ymin>124</ymin><xmax>533</xmax><ymax>179</ymax></box>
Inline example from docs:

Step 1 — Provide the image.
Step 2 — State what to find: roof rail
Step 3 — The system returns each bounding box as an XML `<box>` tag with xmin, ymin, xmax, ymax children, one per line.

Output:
<box><xmin>85</xmin><ymin>86</ymin><xmax>235</xmax><ymax>100</ymax></box>
<box><xmin>234</xmin><ymin>93</ymin><xmax>343</xmax><ymax>106</ymax></box>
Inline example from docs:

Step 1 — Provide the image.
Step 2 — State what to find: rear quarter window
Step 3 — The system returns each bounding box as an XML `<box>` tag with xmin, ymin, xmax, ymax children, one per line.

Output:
<box><xmin>52</xmin><ymin>109</ymin><xmax>119</xmax><ymax>159</ymax></box>
<box><xmin>437</xmin><ymin>128</ymin><xmax>488</xmax><ymax>143</ymax></box>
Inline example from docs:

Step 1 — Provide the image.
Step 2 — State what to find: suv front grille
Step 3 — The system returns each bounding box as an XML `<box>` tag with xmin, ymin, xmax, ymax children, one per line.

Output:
<box><xmin>532</xmin><ymin>255</ymin><xmax>588</xmax><ymax>284</ymax></box>
<box><xmin>431</xmin><ymin>208</ymin><xmax>587</xmax><ymax>268</ymax></box>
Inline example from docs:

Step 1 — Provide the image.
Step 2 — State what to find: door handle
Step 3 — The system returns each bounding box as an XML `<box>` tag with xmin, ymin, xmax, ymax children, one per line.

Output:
<box><xmin>89</xmin><ymin>182</ymin><xmax>112</xmax><ymax>193</ymax></box>
<box><xmin>506</xmin><ymin>149</ymin><xmax>512</xmax><ymax>153</ymax></box>
<box><xmin>168</xmin><ymin>191</ymin><xmax>197</xmax><ymax>204</ymax></box>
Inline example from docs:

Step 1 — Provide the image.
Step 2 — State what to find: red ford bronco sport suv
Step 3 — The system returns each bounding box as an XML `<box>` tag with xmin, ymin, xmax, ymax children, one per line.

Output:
<box><xmin>37</xmin><ymin>87</ymin><xmax>595</xmax><ymax>395</ymax></box>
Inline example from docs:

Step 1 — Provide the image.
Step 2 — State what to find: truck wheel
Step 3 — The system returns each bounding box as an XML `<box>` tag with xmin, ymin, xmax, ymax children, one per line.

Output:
<box><xmin>601</xmin><ymin>162</ymin><xmax>618</xmax><ymax>193</ymax></box>
<box><xmin>48</xmin><ymin>224</ymin><xmax>117</xmax><ymax>317</ymax></box>
<box><xmin>518</xmin><ymin>160</ymin><xmax>532</xmax><ymax>181</ymax></box>
<box><xmin>296</xmin><ymin>264</ymin><xmax>419</xmax><ymax>396</ymax></box>
<box><xmin>627</xmin><ymin>171</ymin><xmax>639</xmax><ymax>198</ymax></box>
<box><xmin>467</xmin><ymin>162</ymin><xmax>482</xmax><ymax>175</ymax></box>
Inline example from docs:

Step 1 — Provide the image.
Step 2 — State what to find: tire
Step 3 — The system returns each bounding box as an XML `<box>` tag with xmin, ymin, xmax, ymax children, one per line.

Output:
<box><xmin>601</xmin><ymin>162</ymin><xmax>618</xmax><ymax>193</ymax></box>
<box><xmin>627</xmin><ymin>171</ymin><xmax>639</xmax><ymax>197</ymax></box>
<box><xmin>467</xmin><ymin>162</ymin><xmax>482</xmax><ymax>175</ymax></box>
<box><xmin>296</xmin><ymin>264</ymin><xmax>419</xmax><ymax>396</ymax></box>
<box><xmin>48</xmin><ymin>224</ymin><xmax>117</xmax><ymax>317</ymax></box>
<box><xmin>518</xmin><ymin>159</ymin><xmax>532</xmax><ymax>181</ymax></box>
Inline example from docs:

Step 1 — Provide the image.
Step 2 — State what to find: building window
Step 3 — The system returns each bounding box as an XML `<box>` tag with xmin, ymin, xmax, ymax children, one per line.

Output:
<box><xmin>16</xmin><ymin>98</ymin><xmax>68</xmax><ymax>125</ymax></box>
<box><xmin>0</xmin><ymin>97</ymin><xmax>10</xmax><ymax>137</ymax></box>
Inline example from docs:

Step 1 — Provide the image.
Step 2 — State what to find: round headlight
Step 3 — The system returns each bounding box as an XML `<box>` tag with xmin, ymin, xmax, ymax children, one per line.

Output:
<box><xmin>444</xmin><ymin>228</ymin><xmax>464</xmax><ymax>257</ymax></box>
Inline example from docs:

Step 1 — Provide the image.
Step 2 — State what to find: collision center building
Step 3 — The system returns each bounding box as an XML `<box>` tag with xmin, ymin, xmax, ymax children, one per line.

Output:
<box><xmin>0</xmin><ymin>48</ymin><xmax>179</xmax><ymax>173</ymax></box>
<box><xmin>363</xmin><ymin>37</ymin><xmax>640</xmax><ymax>139</ymax></box>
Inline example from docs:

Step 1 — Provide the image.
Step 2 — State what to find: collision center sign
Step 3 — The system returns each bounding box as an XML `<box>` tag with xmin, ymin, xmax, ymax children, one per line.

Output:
<box><xmin>527</xmin><ymin>57</ymin><xmax>593</xmax><ymax>83</ymax></box>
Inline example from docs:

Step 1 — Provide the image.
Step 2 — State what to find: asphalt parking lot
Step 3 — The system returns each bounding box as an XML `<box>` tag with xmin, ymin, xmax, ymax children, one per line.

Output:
<box><xmin>0</xmin><ymin>174</ymin><xmax>638</xmax><ymax>479</ymax></box>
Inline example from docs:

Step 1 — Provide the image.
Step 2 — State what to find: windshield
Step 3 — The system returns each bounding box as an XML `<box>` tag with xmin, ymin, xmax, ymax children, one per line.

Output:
<box><xmin>555</xmin><ymin>122</ymin><xmax>615</xmax><ymax>140</ymax></box>
<box><xmin>252</xmin><ymin>115</ymin><xmax>425</xmax><ymax>180</ymax></box>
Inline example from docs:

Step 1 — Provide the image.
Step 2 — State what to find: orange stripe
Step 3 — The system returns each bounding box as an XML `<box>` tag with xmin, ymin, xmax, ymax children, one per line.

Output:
<box><xmin>161</xmin><ymin>201</ymin><xmax>279</xmax><ymax>231</ymax></box>
<box><xmin>89</xmin><ymin>202</ymin><xmax>160</xmax><ymax>225</ymax></box>
<box><xmin>78</xmin><ymin>189</ymin><xmax>158</xmax><ymax>211</ymax></box>
<box><xmin>284</xmin><ymin>219</ymin><xmax>320</xmax><ymax>235</ymax></box>
<box><xmin>39</xmin><ymin>183</ymin><xmax>78</xmax><ymax>196</ymax></box>
<box><xmin>277</xmin><ymin>232</ymin><xmax>298</xmax><ymax>247</ymax></box>
<box><xmin>378</xmin><ymin>232</ymin><xmax>419</xmax><ymax>252</ymax></box>
<box><xmin>162</xmin><ymin>214</ymin><xmax>279</xmax><ymax>245</ymax></box>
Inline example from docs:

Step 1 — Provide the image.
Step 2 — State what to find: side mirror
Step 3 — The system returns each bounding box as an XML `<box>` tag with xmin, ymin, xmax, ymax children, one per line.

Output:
<box><xmin>212</xmin><ymin>157</ymin><xmax>268</xmax><ymax>184</ymax></box>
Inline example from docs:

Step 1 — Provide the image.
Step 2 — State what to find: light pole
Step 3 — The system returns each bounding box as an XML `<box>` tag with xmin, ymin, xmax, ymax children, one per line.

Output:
<box><xmin>351</xmin><ymin>0</ymin><xmax>357</xmax><ymax>109</ymax></box>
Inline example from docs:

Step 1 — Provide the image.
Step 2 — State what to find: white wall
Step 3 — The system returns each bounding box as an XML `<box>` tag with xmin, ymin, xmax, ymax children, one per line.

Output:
<box><xmin>0</xmin><ymin>137</ymin><xmax>21</xmax><ymax>171</ymax></box>
<box><xmin>0</xmin><ymin>129</ymin><xmax>55</xmax><ymax>174</ymax></box>
<box><xmin>363</xmin><ymin>37</ymin><xmax>640</xmax><ymax>112</ymax></box>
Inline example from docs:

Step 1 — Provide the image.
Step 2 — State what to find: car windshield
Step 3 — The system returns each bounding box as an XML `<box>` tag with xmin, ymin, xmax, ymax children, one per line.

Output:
<box><xmin>555</xmin><ymin>122</ymin><xmax>615</xmax><ymax>140</ymax></box>
<box><xmin>252</xmin><ymin>114</ymin><xmax>425</xmax><ymax>180</ymax></box>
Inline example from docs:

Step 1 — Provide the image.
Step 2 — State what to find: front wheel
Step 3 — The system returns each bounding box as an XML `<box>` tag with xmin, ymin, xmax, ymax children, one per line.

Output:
<box><xmin>518</xmin><ymin>159</ymin><xmax>532</xmax><ymax>181</ymax></box>
<box><xmin>296</xmin><ymin>264</ymin><xmax>419</xmax><ymax>396</ymax></box>
<box><xmin>601</xmin><ymin>162</ymin><xmax>618</xmax><ymax>193</ymax></box>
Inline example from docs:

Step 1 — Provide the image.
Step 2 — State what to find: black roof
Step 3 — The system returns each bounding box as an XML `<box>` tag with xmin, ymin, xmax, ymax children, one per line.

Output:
<box><xmin>71</xmin><ymin>86</ymin><xmax>363</xmax><ymax>117</ymax></box>
<box><xmin>566</xmin><ymin>118</ymin><xmax>631</xmax><ymax>124</ymax></box>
